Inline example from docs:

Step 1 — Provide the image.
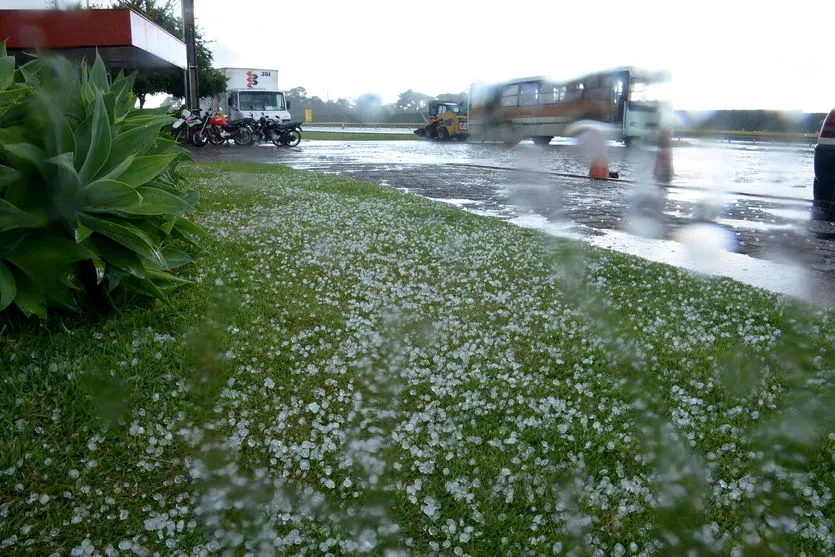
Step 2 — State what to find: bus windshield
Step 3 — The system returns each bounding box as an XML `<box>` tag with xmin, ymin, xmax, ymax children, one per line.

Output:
<box><xmin>238</xmin><ymin>91</ymin><xmax>286</xmax><ymax>112</ymax></box>
<box><xmin>629</xmin><ymin>79</ymin><xmax>671</xmax><ymax>110</ymax></box>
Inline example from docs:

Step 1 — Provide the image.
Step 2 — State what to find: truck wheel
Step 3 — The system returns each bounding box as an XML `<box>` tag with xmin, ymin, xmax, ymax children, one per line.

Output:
<box><xmin>438</xmin><ymin>128</ymin><xmax>449</xmax><ymax>140</ymax></box>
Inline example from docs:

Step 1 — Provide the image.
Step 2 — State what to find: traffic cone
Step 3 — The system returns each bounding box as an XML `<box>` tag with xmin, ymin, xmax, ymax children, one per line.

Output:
<box><xmin>654</xmin><ymin>130</ymin><xmax>674</xmax><ymax>183</ymax></box>
<box><xmin>589</xmin><ymin>154</ymin><xmax>609</xmax><ymax>179</ymax></box>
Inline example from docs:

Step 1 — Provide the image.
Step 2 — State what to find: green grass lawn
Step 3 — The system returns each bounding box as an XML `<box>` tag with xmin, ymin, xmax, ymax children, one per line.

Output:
<box><xmin>303</xmin><ymin>130</ymin><xmax>419</xmax><ymax>141</ymax></box>
<box><xmin>1</xmin><ymin>162</ymin><xmax>833</xmax><ymax>555</ymax></box>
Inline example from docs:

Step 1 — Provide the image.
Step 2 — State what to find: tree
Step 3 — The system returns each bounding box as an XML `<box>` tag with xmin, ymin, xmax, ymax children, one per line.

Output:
<box><xmin>117</xmin><ymin>1</ymin><xmax>227</xmax><ymax>107</ymax></box>
<box><xmin>394</xmin><ymin>89</ymin><xmax>433</xmax><ymax>113</ymax></box>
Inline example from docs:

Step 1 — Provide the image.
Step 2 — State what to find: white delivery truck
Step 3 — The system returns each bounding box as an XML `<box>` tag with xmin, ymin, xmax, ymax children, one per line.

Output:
<box><xmin>200</xmin><ymin>68</ymin><xmax>292</xmax><ymax>122</ymax></box>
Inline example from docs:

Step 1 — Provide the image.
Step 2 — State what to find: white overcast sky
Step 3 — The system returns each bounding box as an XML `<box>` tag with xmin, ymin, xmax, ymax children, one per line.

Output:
<box><xmin>192</xmin><ymin>0</ymin><xmax>831</xmax><ymax>112</ymax></box>
<box><xmin>8</xmin><ymin>0</ymin><xmax>829</xmax><ymax>111</ymax></box>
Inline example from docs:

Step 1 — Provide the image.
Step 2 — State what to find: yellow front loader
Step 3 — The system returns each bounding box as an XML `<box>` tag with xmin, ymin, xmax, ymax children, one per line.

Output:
<box><xmin>414</xmin><ymin>100</ymin><xmax>469</xmax><ymax>141</ymax></box>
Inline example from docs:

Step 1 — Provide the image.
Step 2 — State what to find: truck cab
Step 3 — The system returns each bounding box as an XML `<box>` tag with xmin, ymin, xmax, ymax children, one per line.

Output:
<box><xmin>224</xmin><ymin>89</ymin><xmax>291</xmax><ymax>122</ymax></box>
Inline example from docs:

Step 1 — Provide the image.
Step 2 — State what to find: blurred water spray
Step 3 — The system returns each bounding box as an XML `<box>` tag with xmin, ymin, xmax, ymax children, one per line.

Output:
<box><xmin>672</xmin><ymin>222</ymin><xmax>739</xmax><ymax>274</ymax></box>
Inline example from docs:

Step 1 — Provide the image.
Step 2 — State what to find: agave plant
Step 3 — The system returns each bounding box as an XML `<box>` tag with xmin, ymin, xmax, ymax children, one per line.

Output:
<box><xmin>0</xmin><ymin>43</ymin><xmax>203</xmax><ymax>318</ymax></box>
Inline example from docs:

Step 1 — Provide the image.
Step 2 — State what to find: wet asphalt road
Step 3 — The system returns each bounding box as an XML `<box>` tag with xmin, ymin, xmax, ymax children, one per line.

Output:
<box><xmin>188</xmin><ymin>138</ymin><xmax>835</xmax><ymax>307</ymax></box>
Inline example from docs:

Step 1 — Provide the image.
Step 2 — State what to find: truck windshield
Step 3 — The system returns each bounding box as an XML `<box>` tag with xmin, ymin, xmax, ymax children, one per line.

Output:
<box><xmin>238</xmin><ymin>91</ymin><xmax>286</xmax><ymax>112</ymax></box>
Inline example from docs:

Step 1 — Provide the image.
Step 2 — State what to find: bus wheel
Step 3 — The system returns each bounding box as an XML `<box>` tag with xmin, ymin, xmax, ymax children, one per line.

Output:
<box><xmin>438</xmin><ymin>128</ymin><xmax>449</xmax><ymax>140</ymax></box>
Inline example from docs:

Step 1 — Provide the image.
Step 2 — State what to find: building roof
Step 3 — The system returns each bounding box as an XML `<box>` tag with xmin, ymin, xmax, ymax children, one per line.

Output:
<box><xmin>0</xmin><ymin>8</ymin><xmax>186</xmax><ymax>70</ymax></box>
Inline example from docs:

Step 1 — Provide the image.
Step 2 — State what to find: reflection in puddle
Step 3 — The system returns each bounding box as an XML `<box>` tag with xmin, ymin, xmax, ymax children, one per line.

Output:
<box><xmin>509</xmin><ymin>213</ymin><xmax>584</xmax><ymax>240</ymax></box>
<box><xmin>586</xmin><ymin>229</ymin><xmax>811</xmax><ymax>302</ymax></box>
<box><xmin>762</xmin><ymin>207</ymin><xmax>812</xmax><ymax>221</ymax></box>
<box><xmin>716</xmin><ymin>218</ymin><xmax>796</xmax><ymax>231</ymax></box>
<box><xmin>426</xmin><ymin>198</ymin><xmax>482</xmax><ymax>207</ymax></box>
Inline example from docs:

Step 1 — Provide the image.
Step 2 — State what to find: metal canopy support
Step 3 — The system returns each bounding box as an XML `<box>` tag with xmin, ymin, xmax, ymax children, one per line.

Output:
<box><xmin>182</xmin><ymin>0</ymin><xmax>199</xmax><ymax>110</ymax></box>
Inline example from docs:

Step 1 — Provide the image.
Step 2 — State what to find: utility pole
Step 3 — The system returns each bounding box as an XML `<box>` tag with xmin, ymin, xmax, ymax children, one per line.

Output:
<box><xmin>182</xmin><ymin>0</ymin><xmax>199</xmax><ymax>110</ymax></box>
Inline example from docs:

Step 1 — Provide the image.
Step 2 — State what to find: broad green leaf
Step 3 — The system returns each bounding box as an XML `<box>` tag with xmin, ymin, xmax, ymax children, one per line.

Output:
<box><xmin>17</xmin><ymin>60</ymin><xmax>40</xmax><ymax>87</ymax></box>
<box><xmin>82</xmin><ymin>179</ymin><xmax>142</xmax><ymax>212</ymax></box>
<box><xmin>89</xmin><ymin>53</ymin><xmax>109</xmax><ymax>92</ymax></box>
<box><xmin>111</xmin><ymin>71</ymin><xmax>135</xmax><ymax>107</ymax></box>
<box><xmin>118</xmin><ymin>155</ymin><xmax>176</xmax><ymax>188</ymax></box>
<box><xmin>1</xmin><ymin>143</ymin><xmax>48</xmax><ymax>174</ymax></box>
<box><xmin>0</xmin><ymin>127</ymin><xmax>26</xmax><ymax>145</ymax></box>
<box><xmin>78</xmin><ymin>89</ymin><xmax>111</xmax><ymax>183</ymax></box>
<box><xmin>123</xmin><ymin>186</ymin><xmax>192</xmax><ymax>216</ymax></box>
<box><xmin>142</xmin><ymin>178</ymin><xmax>182</xmax><ymax>195</ymax></box>
<box><xmin>82</xmin><ymin>83</ymin><xmax>95</xmax><ymax>106</ymax></box>
<box><xmin>126</xmin><ymin>275</ymin><xmax>169</xmax><ymax>303</ymax></box>
<box><xmin>183</xmin><ymin>189</ymin><xmax>200</xmax><ymax>207</ymax></box>
<box><xmin>80</xmin><ymin>215</ymin><xmax>165</xmax><ymax>268</ymax></box>
<box><xmin>146</xmin><ymin>269</ymin><xmax>192</xmax><ymax>284</ymax></box>
<box><xmin>122</xmin><ymin>113</ymin><xmax>172</xmax><ymax>128</ymax></box>
<box><xmin>12</xmin><ymin>271</ymin><xmax>46</xmax><ymax>319</ymax></box>
<box><xmin>0</xmin><ymin>230</ymin><xmax>23</xmax><ymax>258</ymax></box>
<box><xmin>90</xmin><ymin>235</ymin><xmax>145</xmax><ymax>278</ymax></box>
<box><xmin>102</xmin><ymin>91</ymin><xmax>116</xmax><ymax>125</ymax></box>
<box><xmin>0</xmin><ymin>88</ymin><xmax>29</xmax><ymax>109</ymax></box>
<box><xmin>152</xmin><ymin>137</ymin><xmax>188</xmax><ymax>157</ymax></box>
<box><xmin>172</xmin><ymin>217</ymin><xmax>207</xmax><ymax>249</ymax></box>
<box><xmin>0</xmin><ymin>55</ymin><xmax>16</xmax><ymax>91</ymax></box>
<box><xmin>73</xmin><ymin>110</ymin><xmax>93</xmax><ymax>171</ymax></box>
<box><xmin>0</xmin><ymin>165</ymin><xmax>19</xmax><ymax>194</ymax></box>
<box><xmin>130</xmin><ymin>219</ymin><xmax>167</xmax><ymax>247</ymax></box>
<box><xmin>0</xmin><ymin>198</ymin><xmax>42</xmax><ymax>232</ymax></box>
<box><xmin>159</xmin><ymin>219</ymin><xmax>177</xmax><ymax>235</ymax></box>
<box><xmin>46</xmin><ymin>152</ymin><xmax>79</xmax><ymax>177</ymax></box>
<box><xmin>160</xmin><ymin>248</ymin><xmax>192</xmax><ymax>270</ymax></box>
<box><xmin>104</xmin><ymin>122</ymin><xmax>166</xmax><ymax>174</ymax></box>
<box><xmin>91</xmin><ymin>256</ymin><xmax>106</xmax><ymax>284</ymax></box>
<box><xmin>106</xmin><ymin>268</ymin><xmax>129</xmax><ymax>292</ymax></box>
<box><xmin>43</xmin><ymin>103</ymin><xmax>75</xmax><ymax>157</ymax></box>
<box><xmin>75</xmin><ymin>222</ymin><xmax>93</xmax><ymax>243</ymax></box>
<box><xmin>0</xmin><ymin>260</ymin><xmax>15</xmax><ymax>311</ymax></box>
<box><xmin>98</xmin><ymin>154</ymin><xmax>135</xmax><ymax>183</ymax></box>
<box><xmin>7</xmin><ymin>234</ymin><xmax>93</xmax><ymax>266</ymax></box>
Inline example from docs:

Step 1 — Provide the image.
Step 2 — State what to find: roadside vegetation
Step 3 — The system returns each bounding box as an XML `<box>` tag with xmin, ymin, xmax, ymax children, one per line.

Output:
<box><xmin>2</xmin><ymin>161</ymin><xmax>833</xmax><ymax>555</ymax></box>
<box><xmin>0</xmin><ymin>45</ymin><xmax>201</xmax><ymax>319</ymax></box>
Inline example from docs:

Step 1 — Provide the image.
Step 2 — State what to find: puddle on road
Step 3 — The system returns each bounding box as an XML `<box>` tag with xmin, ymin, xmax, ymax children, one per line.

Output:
<box><xmin>585</xmin><ymin>229</ymin><xmax>816</xmax><ymax>303</ymax></box>
<box><xmin>509</xmin><ymin>213</ymin><xmax>585</xmax><ymax>240</ymax></box>
<box><xmin>762</xmin><ymin>207</ymin><xmax>812</xmax><ymax>221</ymax></box>
<box><xmin>716</xmin><ymin>217</ymin><xmax>796</xmax><ymax>231</ymax></box>
<box><xmin>426</xmin><ymin>198</ymin><xmax>482</xmax><ymax>207</ymax></box>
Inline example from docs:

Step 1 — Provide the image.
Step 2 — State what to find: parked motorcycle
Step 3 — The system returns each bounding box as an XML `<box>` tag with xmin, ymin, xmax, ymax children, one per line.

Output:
<box><xmin>171</xmin><ymin>108</ymin><xmax>203</xmax><ymax>145</ymax></box>
<box><xmin>192</xmin><ymin>112</ymin><xmax>252</xmax><ymax>147</ymax></box>
<box><xmin>272</xmin><ymin>120</ymin><xmax>303</xmax><ymax>147</ymax></box>
<box><xmin>244</xmin><ymin>115</ymin><xmax>302</xmax><ymax>147</ymax></box>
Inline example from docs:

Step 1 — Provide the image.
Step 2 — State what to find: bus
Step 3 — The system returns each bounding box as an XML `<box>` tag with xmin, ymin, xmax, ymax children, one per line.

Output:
<box><xmin>468</xmin><ymin>67</ymin><xmax>671</xmax><ymax>145</ymax></box>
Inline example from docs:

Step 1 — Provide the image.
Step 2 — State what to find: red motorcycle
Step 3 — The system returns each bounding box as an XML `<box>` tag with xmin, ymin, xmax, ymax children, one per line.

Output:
<box><xmin>192</xmin><ymin>112</ymin><xmax>253</xmax><ymax>147</ymax></box>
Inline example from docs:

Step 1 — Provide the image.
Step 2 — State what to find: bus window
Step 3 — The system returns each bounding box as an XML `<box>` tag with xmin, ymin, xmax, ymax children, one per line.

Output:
<box><xmin>501</xmin><ymin>84</ymin><xmax>519</xmax><ymax>107</ymax></box>
<box><xmin>519</xmin><ymin>82</ymin><xmax>540</xmax><ymax>106</ymax></box>
<box><xmin>540</xmin><ymin>83</ymin><xmax>558</xmax><ymax>104</ymax></box>
<box><xmin>564</xmin><ymin>82</ymin><xmax>583</xmax><ymax>102</ymax></box>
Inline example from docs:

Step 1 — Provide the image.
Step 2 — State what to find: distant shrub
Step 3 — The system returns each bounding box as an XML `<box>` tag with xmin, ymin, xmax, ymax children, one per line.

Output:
<box><xmin>0</xmin><ymin>42</ymin><xmax>203</xmax><ymax>319</ymax></box>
